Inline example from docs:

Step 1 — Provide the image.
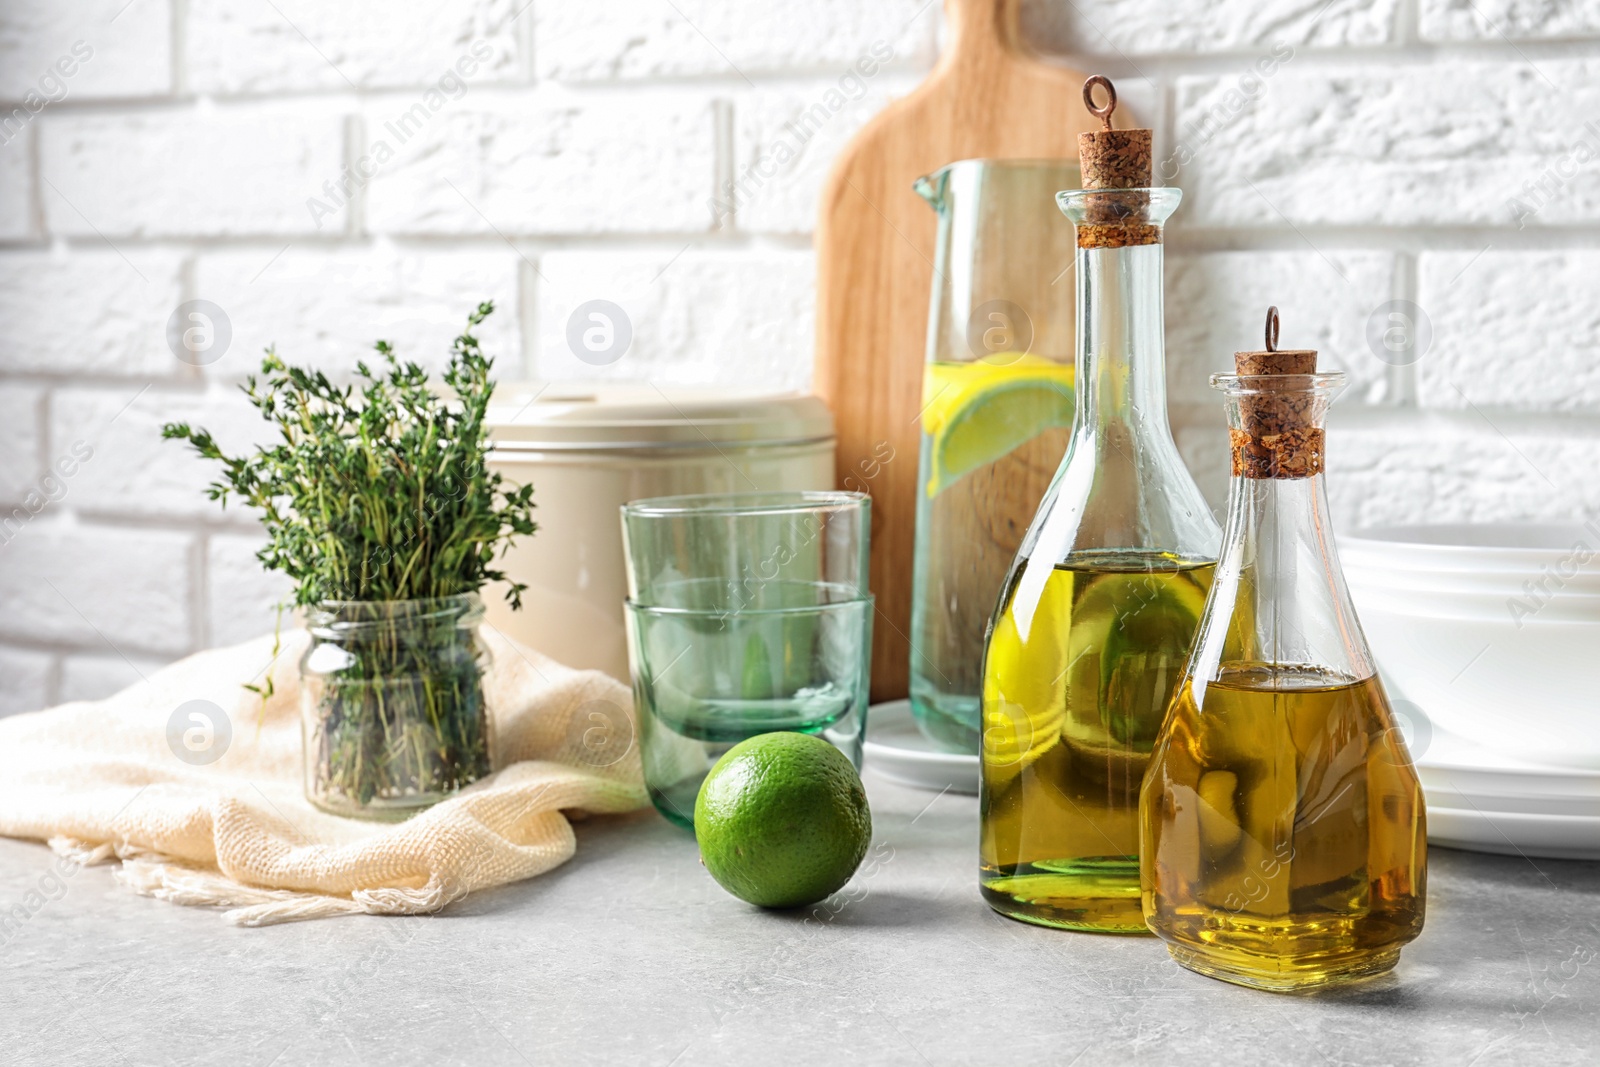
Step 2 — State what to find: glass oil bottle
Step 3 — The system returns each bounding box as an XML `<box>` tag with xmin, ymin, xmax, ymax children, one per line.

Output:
<box><xmin>978</xmin><ymin>78</ymin><xmax>1221</xmax><ymax>933</ymax></box>
<box><xmin>1141</xmin><ymin>309</ymin><xmax>1426</xmax><ymax>990</ymax></box>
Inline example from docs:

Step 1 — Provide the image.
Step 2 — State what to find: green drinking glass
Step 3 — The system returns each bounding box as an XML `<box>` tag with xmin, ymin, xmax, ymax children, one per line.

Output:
<box><xmin>620</xmin><ymin>492</ymin><xmax>872</xmax><ymax>829</ymax></box>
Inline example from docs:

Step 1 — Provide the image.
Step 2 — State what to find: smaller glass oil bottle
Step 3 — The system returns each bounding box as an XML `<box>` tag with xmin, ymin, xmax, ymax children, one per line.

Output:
<box><xmin>1141</xmin><ymin>309</ymin><xmax>1426</xmax><ymax>991</ymax></box>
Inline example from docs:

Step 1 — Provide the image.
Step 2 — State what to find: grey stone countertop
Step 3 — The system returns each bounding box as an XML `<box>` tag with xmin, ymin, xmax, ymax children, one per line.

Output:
<box><xmin>2</xmin><ymin>769</ymin><xmax>1597</xmax><ymax>1067</ymax></box>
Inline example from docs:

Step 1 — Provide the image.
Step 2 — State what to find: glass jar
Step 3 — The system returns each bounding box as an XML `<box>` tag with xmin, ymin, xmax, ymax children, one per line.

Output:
<box><xmin>300</xmin><ymin>594</ymin><xmax>494</xmax><ymax>821</ymax></box>
<box><xmin>909</xmin><ymin>159</ymin><xmax>1079</xmax><ymax>753</ymax></box>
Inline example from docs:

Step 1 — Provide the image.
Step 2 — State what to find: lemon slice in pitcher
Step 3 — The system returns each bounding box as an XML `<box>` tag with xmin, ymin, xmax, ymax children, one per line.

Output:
<box><xmin>921</xmin><ymin>354</ymin><xmax>1075</xmax><ymax>498</ymax></box>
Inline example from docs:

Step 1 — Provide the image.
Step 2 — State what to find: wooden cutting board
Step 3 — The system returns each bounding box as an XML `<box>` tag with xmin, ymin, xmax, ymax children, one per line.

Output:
<box><xmin>814</xmin><ymin>0</ymin><xmax>1121</xmax><ymax>702</ymax></box>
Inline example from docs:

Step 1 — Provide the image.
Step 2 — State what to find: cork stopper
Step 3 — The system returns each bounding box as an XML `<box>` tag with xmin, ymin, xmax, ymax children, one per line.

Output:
<box><xmin>1230</xmin><ymin>307</ymin><xmax>1326</xmax><ymax>479</ymax></box>
<box><xmin>1076</xmin><ymin>76</ymin><xmax>1158</xmax><ymax>249</ymax></box>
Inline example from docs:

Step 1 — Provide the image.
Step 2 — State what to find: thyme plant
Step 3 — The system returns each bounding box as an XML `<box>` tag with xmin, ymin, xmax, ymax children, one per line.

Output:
<box><xmin>163</xmin><ymin>302</ymin><xmax>536</xmax><ymax>814</ymax></box>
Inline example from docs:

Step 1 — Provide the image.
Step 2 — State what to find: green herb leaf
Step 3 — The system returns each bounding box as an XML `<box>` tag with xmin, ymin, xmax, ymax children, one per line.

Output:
<box><xmin>162</xmin><ymin>301</ymin><xmax>537</xmax><ymax>607</ymax></box>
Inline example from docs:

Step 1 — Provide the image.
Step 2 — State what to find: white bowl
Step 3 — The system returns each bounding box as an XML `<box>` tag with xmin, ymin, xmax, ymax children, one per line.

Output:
<box><xmin>1343</xmin><ymin>522</ymin><xmax>1600</xmax><ymax>578</ymax></box>
<box><xmin>1340</xmin><ymin>558</ymin><xmax>1600</xmax><ymax>598</ymax></box>
<box><xmin>1354</xmin><ymin>598</ymin><xmax>1600</xmax><ymax>769</ymax></box>
<box><xmin>862</xmin><ymin>700</ymin><xmax>979</xmax><ymax>795</ymax></box>
<box><xmin>1347</xmin><ymin>575</ymin><xmax>1600</xmax><ymax>624</ymax></box>
<box><xmin>1345</xmin><ymin>523</ymin><xmax>1600</xmax><ymax>770</ymax></box>
<box><xmin>1426</xmin><ymin>807</ymin><xmax>1600</xmax><ymax>861</ymax></box>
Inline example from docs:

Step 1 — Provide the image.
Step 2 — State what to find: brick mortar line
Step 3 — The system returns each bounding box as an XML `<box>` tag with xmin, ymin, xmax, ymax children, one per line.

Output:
<box><xmin>0</xmin><ymin>73</ymin><xmax>870</xmax><ymax>117</ymax></box>
<box><xmin>344</xmin><ymin>112</ymin><xmax>367</xmax><ymax>239</ymax></box>
<box><xmin>1392</xmin><ymin>250</ymin><xmax>1419</xmax><ymax>407</ymax></box>
<box><xmin>1165</xmin><ymin>229</ymin><xmax>1600</xmax><ymax>250</ymax></box>
<box><xmin>172</xmin><ymin>0</ymin><xmax>189</xmax><ymax>97</ymax></box>
<box><xmin>1396</xmin><ymin>0</ymin><xmax>1422</xmax><ymax>47</ymax></box>
<box><xmin>1</xmin><ymin>516</ymin><xmax>259</xmax><ymax>542</ymax></box>
<box><xmin>23</xmin><ymin>122</ymin><xmax>44</xmax><ymax>239</ymax></box>
<box><xmin>1034</xmin><ymin>37</ymin><xmax>1600</xmax><ymax>74</ymax></box>
<box><xmin>516</xmin><ymin>255</ymin><xmax>539</xmax><ymax>380</ymax></box>
<box><xmin>193</xmin><ymin>530</ymin><xmax>209</xmax><ymax>651</ymax></box>
<box><xmin>3</xmin><ymin>36</ymin><xmax>1598</xmax><ymax>116</ymax></box>
<box><xmin>712</xmin><ymin>96</ymin><xmax>736</xmax><ymax>232</ymax></box>
<box><xmin>0</xmin><ymin>62</ymin><xmax>946</xmax><ymax>111</ymax></box>
<box><xmin>3</xmin><ymin>229</ymin><xmax>1598</xmax><ymax>259</ymax></box>
<box><xmin>0</xmin><ymin>232</ymin><xmax>828</xmax><ymax>253</ymax></box>
<box><xmin>0</xmin><ymin>633</ymin><xmax>173</xmax><ymax>664</ymax></box>
<box><xmin>0</xmin><ymin>375</ymin><xmax>209</xmax><ymax>391</ymax></box>
<box><xmin>67</xmin><ymin>513</ymin><xmax>263</xmax><ymax>532</ymax></box>
<box><xmin>31</xmin><ymin>384</ymin><xmax>50</xmax><ymax>488</ymax></box>
<box><xmin>44</xmin><ymin>648</ymin><xmax>63</xmax><ymax>707</ymax></box>
<box><xmin>520</xmin><ymin>0</ymin><xmax>538</xmax><ymax>88</ymax></box>
<box><xmin>1170</xmin><ymin>402</ymin><xmax>1600</xmax><ymax>432</ymax></box>
<box><xmin>18</xmin><ymin>381</ymin><xmax>1600</xmax><ymax>425</ymax></box>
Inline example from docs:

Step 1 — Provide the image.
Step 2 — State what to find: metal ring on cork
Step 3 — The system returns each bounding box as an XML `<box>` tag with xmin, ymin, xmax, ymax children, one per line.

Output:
<box><xmin>1227</xmin><ymin>306</ymin><xmax>1329</xmax><ymax>478</ymax></box>
<box><xmin>1083</xmin><ymin>75</ymin><xmax>1116</xmax><ymax>131</ymax></box>
<box><xmin>1236</xmin><ymin>307</ymin><xmax>1315</xmax><ymax>376</ymax></box>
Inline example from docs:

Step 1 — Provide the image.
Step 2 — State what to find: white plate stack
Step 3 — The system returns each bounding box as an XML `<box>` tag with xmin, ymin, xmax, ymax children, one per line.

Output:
<box><xmin>1343</xmin><ymin>522</ymin><xmax>1600</xmax><ymax>860</ymax></box>
<box><xmin>1410</xmin><ymin>721</ymin><xmax>1600</xmax><ymax>861</ymax></box>
<box><xmin>863</xmin><ymin>700</ymin><xmax>981</xmax><ymax>795</ymax></box>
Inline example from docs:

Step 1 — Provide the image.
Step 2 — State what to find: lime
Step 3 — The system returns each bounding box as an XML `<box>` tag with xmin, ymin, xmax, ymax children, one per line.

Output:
<box><xmin>694</xmin><ymin>732</ymin><xmax>871</xmax><ymax>909</ymax></box>
<box><xmin>921</xmin><ymin>355</ymin><xmax>1074</xmax><ymax>498</ymax></box>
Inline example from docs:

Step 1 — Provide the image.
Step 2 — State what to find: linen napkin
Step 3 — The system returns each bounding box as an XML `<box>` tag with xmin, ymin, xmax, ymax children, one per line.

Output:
<box><xmin>0</xmin><ymin>628</ymin><xmax>647</xmax><ymax>926</ymax></box>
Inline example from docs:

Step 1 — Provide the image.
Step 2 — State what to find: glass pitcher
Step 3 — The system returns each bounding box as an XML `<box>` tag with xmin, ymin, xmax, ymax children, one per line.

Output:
<box><xmin>909</xmin><ymin>159</ymin><xmax>1079</xmax><ymax>753</ymax></box>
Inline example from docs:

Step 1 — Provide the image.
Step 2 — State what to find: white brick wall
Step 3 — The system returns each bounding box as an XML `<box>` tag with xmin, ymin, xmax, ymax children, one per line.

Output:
<box><xmin>40</xmin><ymin>107</ymin><xmax>349</xmax><ymax>237</ymax></box>
<box><xmin>0</xmin><ymin>521</ymin><xmax>192</xmax><ymax>655</ymax></box>
<box><xmin>1</xmin><ymin>0</ymin><xmax>1597</xmax><ymax>712</ymax></box>
<box><xmin>534</xmin><ymin>249</ymin><xmax>816</xmax><ymax>386</ymax></box>
<box><xmin>0</xmin><ymin>386</ymin><xmax>44</xmax><ymax>501</ymax></box>
<box><xmin>49</xmin><ymin>387</ymin><xmax>263</xmax><ymax>518</ymax></box>
<box><xmin>734</xmin><ymin>78</ymin><xmax>920</xmax><ymax>234</ymax></box>
<box><xmin>0</xmin><ymin>250</ymin><xmax>185</xmax><ymax>376</ymax></box>
<box><xmin>0</xmin><ymin>647</ymin><xmax>52</xmax><ymax>715</ymax></box>
<box><xmin>58</xmin><ymin>652</ymin><xmax>161</xmax><ymax>704</ymax></box>
<box><xmin>1177</xmin><ymin>61</ymin><xmax>1600</xmax><ymax>228</ymax></box>
<box><xmin>1420</xmin><ymin>0</ymin><xmax>1600</xmax><ymax>41</ymax></box>
<box><xmin>186</xmin><ymin>1</ymin><xmax>524</xmax><ymax>94</ymax></box>
<box><xmin>196</xmin><ymin>248</ymin><xmax>521</xmax><ymax>379</ymax></box>
<box><xmin>1165</xmin><ymin>250</ymin><xmax>1394</xmax><ymax>405</ymax></box>
<box><xmin>206</xmin><ymin>533</ymin><xmax>292</xmax><ymax>649</ymax></box>
<box><xmin>1021</xmin><ymin>0</ymin><xmax>1399</xmax><ymax>52</ymax></box>
<box><xmin>1328</xmin><ymin>412</ymin><xmax>1600</xmax><ymax>528</ymax></box>
<box><xmin>363</xmin><ymin>93</ymin><xmax>720</xmax><ymax>236</ymax></box>
<box><xmin>533</xmin><ymin>0</ymin><xmax>937</xmax><ymax>81</ymax></box>
<box><xmin>0</xmin><ymin>2</ymin><xmax>170</xmax><ymax>100</ymax></box>
<box><xmin>1415</xmin><ymin>250</ymin><xmax>1600</xmax><ymax>410</ymax></box>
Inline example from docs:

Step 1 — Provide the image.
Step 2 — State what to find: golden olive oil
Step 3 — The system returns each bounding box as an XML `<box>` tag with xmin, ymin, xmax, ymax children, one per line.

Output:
<box><xmin>979</xmin><ymin>552</ymin><xmax>1214</xmax><ymax>932</ymax></box>
<box><xmin>1141</xmin><ymin>668</ymin><xmax>1427</xmax><ymax>990</ymax></box>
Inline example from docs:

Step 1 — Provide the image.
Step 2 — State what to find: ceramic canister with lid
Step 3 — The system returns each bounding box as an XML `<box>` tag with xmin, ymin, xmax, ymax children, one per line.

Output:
<box><xmin>484</xmin><ymin>385</ymin><xmax>836</xmax><ymax>682</ymax></box>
